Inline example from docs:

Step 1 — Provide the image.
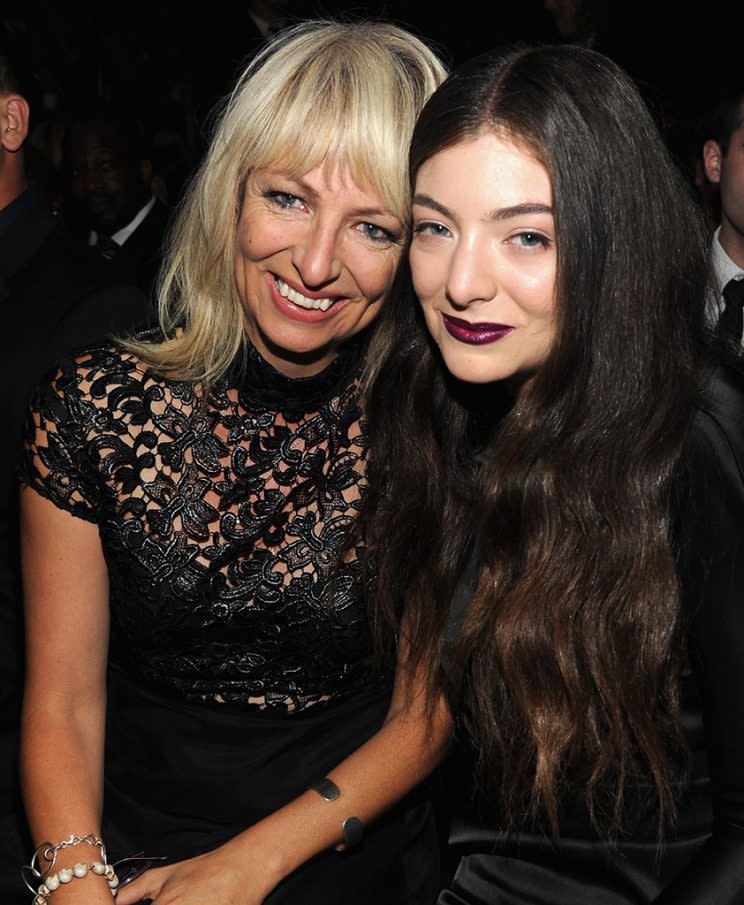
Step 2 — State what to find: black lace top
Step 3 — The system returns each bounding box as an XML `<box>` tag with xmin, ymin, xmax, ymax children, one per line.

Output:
<box><xmin>20</xmin><ymin>336</ymin><xmax>382</xmax><ymax>711</ymax></box>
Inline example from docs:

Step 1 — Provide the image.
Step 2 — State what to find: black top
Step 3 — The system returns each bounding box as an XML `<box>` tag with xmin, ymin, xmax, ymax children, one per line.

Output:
<box><xmin>439</xmin><ymin>364</ymin><xmax>744</xmax><ymax>904</ymax></box>
<box><xmin>18</xmin><ymin>336</ymin><xmax>441</xmax><ymax>905</ymax></box>
<box><xmin>20</xmin><ymin>334</ymin><xmax>381</xmax><ymax>708</ymax></box>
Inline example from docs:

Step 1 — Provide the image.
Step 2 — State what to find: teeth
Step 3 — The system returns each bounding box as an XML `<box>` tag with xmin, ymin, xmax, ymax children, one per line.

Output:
<box><xmin>275</xmin><ymin>278</ymin><xmax>334</xmax><ymax>312</ymax></box>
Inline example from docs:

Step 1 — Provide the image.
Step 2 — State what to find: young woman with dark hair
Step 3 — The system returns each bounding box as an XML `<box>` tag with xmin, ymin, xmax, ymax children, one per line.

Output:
<box><xmin>359</xmin><ymin>44</ymin><xmax>744</xmax><ymax>904</ymax></box>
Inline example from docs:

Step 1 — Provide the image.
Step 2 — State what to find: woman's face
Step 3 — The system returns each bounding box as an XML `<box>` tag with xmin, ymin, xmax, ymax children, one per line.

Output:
<box><xmin>410</xmin><ymin>133</ymin><xmax>557</xmax><ymax>387</ymax></box>
<box><xmin>234</xmin><ymin>162</ymin><xmax>404</xmax><ymax>377</ymax></box>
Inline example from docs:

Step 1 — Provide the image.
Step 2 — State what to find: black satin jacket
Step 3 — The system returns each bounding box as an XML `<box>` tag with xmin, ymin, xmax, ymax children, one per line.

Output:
<box><xmin>440</xmin><ymin>364</ymin><xmax>744</xmax><ymax>905</ymax></box>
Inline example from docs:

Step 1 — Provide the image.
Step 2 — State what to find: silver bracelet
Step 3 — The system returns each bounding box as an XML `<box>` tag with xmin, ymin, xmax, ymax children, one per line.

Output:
<box><xmin>308</xmin><ymin>777</ymin><xmax>364</xmax><ymax>850</ymax></box>
<box><xmin>22</xmin><ymin>833</ymin><xmax>109</xmax><ymax>897</ymax></box>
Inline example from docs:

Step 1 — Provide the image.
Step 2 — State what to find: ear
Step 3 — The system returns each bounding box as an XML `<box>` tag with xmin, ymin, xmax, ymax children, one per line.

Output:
<box><xmin>0</xmin><ymin>94</ymin><xmax>30</xmax><ymax>152</ymax></box>
<box><xmin>702</xmin><ymin>139</ymin><xmax>722</xmax><ymax>185</ymax></box>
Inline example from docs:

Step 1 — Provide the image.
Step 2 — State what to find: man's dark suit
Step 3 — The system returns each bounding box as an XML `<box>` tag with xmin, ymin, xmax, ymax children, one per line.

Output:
<box><xmin>97</xmin><ymin>197</ymin><xmax>172</xmax><ymax>299</ymax></box>
<box><xmin>0</xmin><ymin>189</ymin><xmax>152</xmax><ymax>903</ymax></box>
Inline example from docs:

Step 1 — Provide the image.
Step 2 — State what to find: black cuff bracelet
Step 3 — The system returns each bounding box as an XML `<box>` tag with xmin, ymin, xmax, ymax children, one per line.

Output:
<box><xmin>310</xmin><ymin>777</ymin><xmax>340</xmax><ymax>801</ymax></box>
<box><xmin>308</xmin><ymin>777</ymin><xmax>364</xmax><ymax>850</ymax></box>
<box><xmin>341</xmin><ymin>816</ymin><xmax>363</xmax><ymax>849</ymax></box>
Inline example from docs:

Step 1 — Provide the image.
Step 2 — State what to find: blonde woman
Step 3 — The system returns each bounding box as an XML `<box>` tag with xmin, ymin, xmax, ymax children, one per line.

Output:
<box><xmin>18</xmin><ymin>20</ymin><xmax>449</xmax><ymax>905</ymax></box>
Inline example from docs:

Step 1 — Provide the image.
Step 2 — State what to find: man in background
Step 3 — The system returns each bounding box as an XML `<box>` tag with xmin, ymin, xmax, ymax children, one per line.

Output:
<box><xmin>702</xmin><ymin>82</ymin><xmax>744</xmax><ymax>344</ymax></box>
<box><xmin>0</xmin><ymin>51</ymin><xmax>150</xmax><ymax>902</ymax></box>
<box><xmin>61</xmin><ymin>105</ymin><xmax>172</xmax><ymax>299</ymax></box>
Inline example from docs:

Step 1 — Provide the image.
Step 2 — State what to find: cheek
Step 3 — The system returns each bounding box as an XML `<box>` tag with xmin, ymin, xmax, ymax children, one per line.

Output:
<box><xmin>235</xmin><ymin>231</ymin><xmax>255</xmax><ymax>264</ymax></box>
<box><xmin>105</xmin><ymin>174</ymin><xmax>125</xmax><ymax>195</ymax></box>
<box><xmin>236</xmin><ymin>208</ymin><xmax>286</xmax><ymax>262</ymax></box>
<box><xmin>353</xmin><ymin>249</ymin><xmax>400</xmax><ymax>303</ymax></box>
<box><xmin>510</xmin><ymin>263</ymin><xmax>556</xmax><ymax>320</ymax></box>
<box><xmin>410</xmin><ymin>250</ymin><xmax>443</xmax><ymax>301</ymax></box>
<box><xmin>728</xmin><ymin>162</ymin><xmax>744</xmax><ymax>200</ymax></box>
<box><xmin>233</xmin><ymin>229</ymin><xmax>263</xmax><ymax>295</ymax></box>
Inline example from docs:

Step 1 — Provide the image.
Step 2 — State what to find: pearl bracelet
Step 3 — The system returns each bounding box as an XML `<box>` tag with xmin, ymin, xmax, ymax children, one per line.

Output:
<box><xmin>32</xmin><ymin>860</ymin><xmax>119</xmax><ymax>903</ymax></box>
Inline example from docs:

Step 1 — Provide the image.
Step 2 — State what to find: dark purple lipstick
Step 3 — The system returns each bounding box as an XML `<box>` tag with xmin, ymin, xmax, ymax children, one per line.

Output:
<box><xmin>442</xmin><ymin>313</ymin><xmax>514</xmax><ymax>345</ymax></box>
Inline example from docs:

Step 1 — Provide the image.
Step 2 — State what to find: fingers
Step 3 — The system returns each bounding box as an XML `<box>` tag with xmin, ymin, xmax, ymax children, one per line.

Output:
<box><xmin>115</xmin><ymin>868</ymin><xmax>161</xmax><ymax>905</ymax></box>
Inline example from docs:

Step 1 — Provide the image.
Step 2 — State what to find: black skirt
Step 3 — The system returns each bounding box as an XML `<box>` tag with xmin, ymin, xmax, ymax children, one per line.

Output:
<box><xmin>102</xmin><ymin>666</ymin><xmax>440</xmax><ymax>904</ymax></box>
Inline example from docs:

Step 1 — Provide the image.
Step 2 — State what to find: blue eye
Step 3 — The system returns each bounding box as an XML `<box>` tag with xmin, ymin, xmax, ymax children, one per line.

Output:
<box><xmin>413</xmin><ymin>222</ymin><xmax>450</xmax><ymax>238</ymax></box>
<box><xmin>264</xmin><ymin>190</ymin><xmax>302</xmax><ymax>209</ymax></box>
<box><xmin>512</xmin><ymin>231</ymin><xmax>549</xmax><ymax>249</ymax></box>
<box><xmin>358</xmin><ymin>222</ymin><xmax>397</xmax><ymax>244</ymax></box>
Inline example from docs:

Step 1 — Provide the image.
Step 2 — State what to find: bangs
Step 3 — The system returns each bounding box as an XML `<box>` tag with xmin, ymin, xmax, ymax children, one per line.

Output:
<box><xmin>253</xmin><ymin>114</ymin><xmax>400</xmax><ymax>220</ymax></box>
<box><xmin>230</xmin><ymin>42</ymin><xmax>411</xmax><ymax>223</ymax></box>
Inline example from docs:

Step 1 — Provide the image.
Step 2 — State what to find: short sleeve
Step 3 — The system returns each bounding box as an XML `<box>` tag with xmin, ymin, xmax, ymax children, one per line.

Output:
<box><xmin>19</xmin><ymin>352</ymin><xmax>106</xmax><ymax>523</ymax></box>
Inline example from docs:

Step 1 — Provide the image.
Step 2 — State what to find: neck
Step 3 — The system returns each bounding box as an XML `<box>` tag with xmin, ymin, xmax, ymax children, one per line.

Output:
<box><xmin>719</xmin><ymin>217</ymin><xmax>744</xmax><ymax>271</ymax></box>
<box><xmin>0</xmin><ymin>158</ymin><xmax>26</xmax><ymax>212</ymax></box>
<box><xmin>248</xmin><ymin>328</ymin><xmax>342</xmax><ymax>379</ymax></box>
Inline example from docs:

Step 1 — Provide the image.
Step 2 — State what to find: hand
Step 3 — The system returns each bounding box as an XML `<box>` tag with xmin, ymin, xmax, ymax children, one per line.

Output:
<box><xmin>115</xmin><ymin>839</ymin><xmax>282</xmax><ymax>905</ymax></box>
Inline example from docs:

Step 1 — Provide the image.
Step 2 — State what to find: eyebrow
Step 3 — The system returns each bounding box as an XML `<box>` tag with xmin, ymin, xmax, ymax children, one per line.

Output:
<box><xmin>413</xmin><ymin>193</ymin><xmax>553</xmax><ymax>222</ymax></box>
<box><xmin>350</xmin><ymin>206</ymin><xmax>400</xmax><ymax>221</ymax></box>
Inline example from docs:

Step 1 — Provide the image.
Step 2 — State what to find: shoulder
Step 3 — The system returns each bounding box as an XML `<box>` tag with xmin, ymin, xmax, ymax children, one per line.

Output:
<box><xmin>673</xmin><ymin>363</ymin><xmax>744</xmax><ymax>557</ymax></box>
<box><xmin>10</xmin><ymin>216</ymin><xmax>152</xmax><ymax>339</ymax></box>
<box><xmin>31</xmin><ymin>335</ymin><xmax>160</xmax><ymax>410</ymax></box>
<box><xmin>148</xmin><ymin>199</ymin><xmax>173</xmax><ymax>230</ymax></box>
<box><xmin>683</xmin><ymin>363</ymin><xmax>744</xmax><ymax>478</ymax></box>
<box><xmin>54</xmin><ymin>279</ymin><xmax>154</xmax><ymax>345</ymax></box>
<box><xmin>131</xmin><ymin>200</ymin><xmax>172</xmax><ymax>245</ymax></box>
<box><xmin>28</xmin><ymin>218</ymin><xmax>108</xmax><ymax>292</ymax></box>
<box><xmin>6</xmin><ymin>215</ymin><xmax>104</xmax><ymax>320</ymax></box>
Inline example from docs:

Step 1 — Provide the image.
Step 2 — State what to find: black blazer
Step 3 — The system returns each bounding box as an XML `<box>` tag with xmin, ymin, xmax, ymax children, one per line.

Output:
<box><xmin>101</xmin><ymin>198</ymin><xmax>173</xmax><ymax>299</ymax></box>
<box><xmin>0</xmin><ymin>190</ymin><xmax>152</xmax><ymax>905</ymax></box>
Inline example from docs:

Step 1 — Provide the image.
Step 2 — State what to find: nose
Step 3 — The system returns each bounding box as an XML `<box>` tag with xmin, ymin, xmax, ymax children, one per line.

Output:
<box><xmin>445</xmin><ymin>231</ymin><xmax>498</xmax><ymax>309</ymax></box>
<box><xmin>86</xmin><ymin>170</ymin><xmax>103</xmax><ymax>193</ymax></box>
<box><xmin>76</xmin><ymin>165</ymin><xmax>103</xmax><ymax>195</ymax></box>
<box><xmin>291</xmin><ymin>216</ymin><xmax>343</xmax><ymax>289</ymax></box>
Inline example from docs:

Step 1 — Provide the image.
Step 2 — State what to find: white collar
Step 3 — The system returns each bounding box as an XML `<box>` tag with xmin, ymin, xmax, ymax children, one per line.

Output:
<box><xmin>89</xmin><ymin>196</ymin><xmax>157</xmax><ymax>248</ymax></box>
<box><xmin>711</xmin><ymin>226</ymin><xmax>744</xmax><ymax>293</ymax></box>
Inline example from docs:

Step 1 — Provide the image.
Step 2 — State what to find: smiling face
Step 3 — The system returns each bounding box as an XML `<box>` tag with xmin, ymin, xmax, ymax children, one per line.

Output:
<box><xmin>410</xmin><ymin>132</ymin><xmax>557</xmax><ymax>387</ymax></box>
<box><xmin>234</xmin><ymin>163</ymin><xmax>404</xmax><ymax>377</ymax></box>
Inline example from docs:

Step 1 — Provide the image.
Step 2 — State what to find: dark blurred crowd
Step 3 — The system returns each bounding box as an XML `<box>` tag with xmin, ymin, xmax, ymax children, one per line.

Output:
<box><xmin>2</xmin><ymin>0</ymin><xmax>736</xmax><ymax>224</ymax></box>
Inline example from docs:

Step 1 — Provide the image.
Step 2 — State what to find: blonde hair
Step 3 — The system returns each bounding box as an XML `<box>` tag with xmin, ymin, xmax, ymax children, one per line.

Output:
<box><xmin>123</xmin><ymin>18</ymin><xmax>448</xmax><ymax>384</ymax></box>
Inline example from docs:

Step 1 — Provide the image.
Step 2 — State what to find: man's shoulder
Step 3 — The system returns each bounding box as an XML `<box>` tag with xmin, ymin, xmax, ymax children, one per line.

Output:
<box><xmin>4</xmin><ymin>208</ymin><xmax>151</xmax><ymax>337</ymax></box>
<box><xmin>130</xmin><ymin>199</ymin><xmax>172</xmax><ymax>244</ymax></box>
<box><xmin>11</xmin><ymin>213</ymin><xmax>111</xmax><ymax>299</ymax></box>
<box><xmin>686</xmin><ymin>361</ymin><xmax>744</xmax><ymax>471</ymax></box>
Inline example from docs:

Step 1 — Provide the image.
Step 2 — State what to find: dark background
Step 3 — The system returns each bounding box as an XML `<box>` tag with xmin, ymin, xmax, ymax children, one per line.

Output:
<box><xmin>1</xmin><ymin>0</ymin><xmax>737</xmax><ymax>211</ymax></box>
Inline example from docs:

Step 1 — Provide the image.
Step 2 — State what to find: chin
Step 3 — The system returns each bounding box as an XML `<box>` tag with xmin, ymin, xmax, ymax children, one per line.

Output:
<box><xmin>266</xmin><ymin>330</ymin><xmax>336</xmax><ymax>360</ymax></box>
<box><xmin>258</xmin><ymin>329</ymin><xmax>339</xmax><ymax>372</ymax></box>
<box><xmin>438</xmin><ymin>354</ymin><xmax>513</xmax><ymax>386</ymax></box>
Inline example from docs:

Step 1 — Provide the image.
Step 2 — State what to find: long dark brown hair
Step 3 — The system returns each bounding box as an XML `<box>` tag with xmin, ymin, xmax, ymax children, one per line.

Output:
<box><xmin>357</xmin><ymin>44</ymin><xmax>715</xmax><ymax>836</ymax></box>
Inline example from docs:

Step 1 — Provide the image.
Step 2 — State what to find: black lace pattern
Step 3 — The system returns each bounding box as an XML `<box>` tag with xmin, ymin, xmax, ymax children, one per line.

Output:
<box><xmin>21</xmin><ymin>339</ymin><xmax>382</xmax><ymax>711</ymax></box>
